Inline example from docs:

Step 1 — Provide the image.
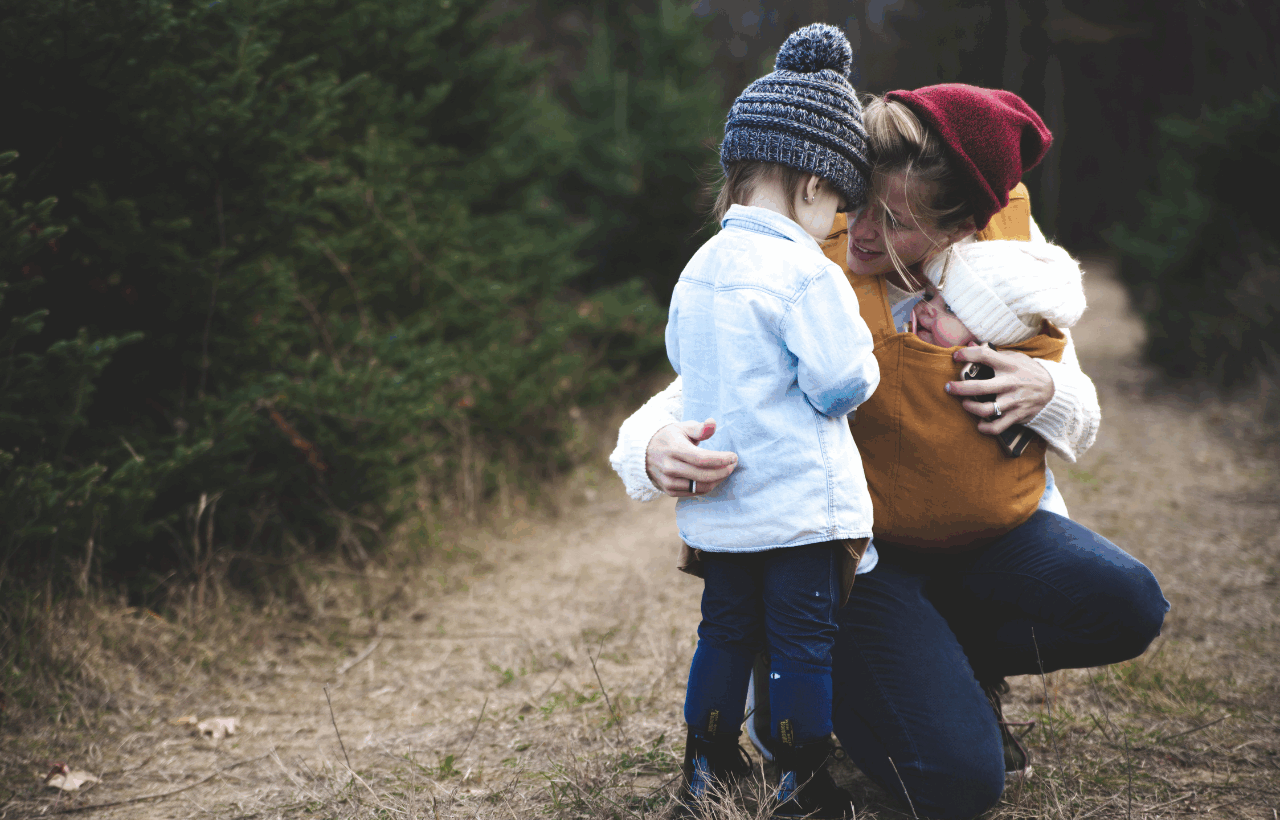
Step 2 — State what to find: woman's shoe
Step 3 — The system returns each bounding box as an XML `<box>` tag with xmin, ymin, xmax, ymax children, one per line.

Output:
<box><xmin>773</xmin><ymin>739</ymin><xmax>854</xmax><ymax>819</ymax></box>
<box><xmin>982</xmin><ymin>678</ymin><xmax>1035</xmax><ymax>778</ymax></box>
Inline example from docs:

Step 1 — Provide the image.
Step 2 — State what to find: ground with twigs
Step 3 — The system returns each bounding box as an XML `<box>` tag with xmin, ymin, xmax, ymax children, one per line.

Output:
<box><xmin>3</xmin><ymin>261</ymin><xmax>1278</xmax><ymax>819</ymax></box>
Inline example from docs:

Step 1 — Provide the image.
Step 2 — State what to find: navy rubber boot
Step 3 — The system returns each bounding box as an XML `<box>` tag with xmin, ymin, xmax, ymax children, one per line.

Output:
<box><xmin>677</xmin><ymin>725</ymin><xmax>752</xmax><ymax>816</ymax></box>
<box><xmin>773</xmin><ymin>738</ymin><xmax>853</xmax><ymax>820</ymax></box>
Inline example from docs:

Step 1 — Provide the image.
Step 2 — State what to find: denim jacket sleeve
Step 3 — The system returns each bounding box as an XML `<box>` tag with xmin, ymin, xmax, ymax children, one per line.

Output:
<box><xmin>781</xmin><ymin>261</ymin><xmax>880</xmax><ymax>419</ymax></box>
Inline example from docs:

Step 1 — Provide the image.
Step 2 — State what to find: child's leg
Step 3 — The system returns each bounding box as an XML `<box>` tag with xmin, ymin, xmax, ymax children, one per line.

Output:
<box><xmin>762</xmin><ymin>542</ymin><xmax>850</xmax><ymax>818</ymax></box>
<box><xmin>761</xmin><ymin>542</ymin><xmax>840</xmax><ymax>745</ymax></box>
<box><xmin>684</xmin><ymin>551</ymin><xmax>764</xmax><ymax>738</ymax></box>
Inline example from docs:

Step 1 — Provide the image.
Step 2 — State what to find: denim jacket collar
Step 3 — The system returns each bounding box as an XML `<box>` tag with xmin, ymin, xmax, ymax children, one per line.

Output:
<box><xmin>721</xmin><ymin>204</ymin><xmax>823</xmax><ymax>255</ymax></box>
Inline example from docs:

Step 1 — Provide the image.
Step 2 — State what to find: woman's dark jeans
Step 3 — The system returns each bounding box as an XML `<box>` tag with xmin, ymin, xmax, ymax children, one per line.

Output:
<box><xmin>832</xmin><ymin>511</ymin><xmax>1168</xmax><ymax>820</ymax></box>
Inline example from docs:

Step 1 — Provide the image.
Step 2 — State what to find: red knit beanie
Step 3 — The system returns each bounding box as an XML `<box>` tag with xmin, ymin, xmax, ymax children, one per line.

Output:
<box><xmin>884</xmin><ymin>84</ymin><xmax>1052</xmax><ymax>230</ymax></box>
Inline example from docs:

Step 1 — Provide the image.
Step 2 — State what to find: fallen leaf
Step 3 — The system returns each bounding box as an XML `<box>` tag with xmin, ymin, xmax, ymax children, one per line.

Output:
<box><xmin>42</xmin><ymin>763</ymin><xmax>100</xmax><ymax>791</ymax></box>
<box><xmin>197</xmin><ymin>716</ymin><xmax>239</xmax><ymax>740</ymax></box>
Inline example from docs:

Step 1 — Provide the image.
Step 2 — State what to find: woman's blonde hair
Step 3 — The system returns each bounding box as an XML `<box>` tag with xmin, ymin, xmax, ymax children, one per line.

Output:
<box><xmin>862</xmin><ymin>94</ymin><xmax>976</xmax><ymax>287</ymax></box>
<box><xmin>711</xmin><ymin>161</ymin><xmax>810</xmax><ymax>225</ymax></box>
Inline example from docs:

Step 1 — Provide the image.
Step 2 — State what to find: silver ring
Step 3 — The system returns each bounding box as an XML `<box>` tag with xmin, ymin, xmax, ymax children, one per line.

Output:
<box><xmin>689</xmin><ymin>479</ymin><xmax>697</xmax><ymax>494</ymax></box>
<box><xmin>991</xmin><ymin>398</ymin><xmax>1003</xmax><ymax>419</ymax></box>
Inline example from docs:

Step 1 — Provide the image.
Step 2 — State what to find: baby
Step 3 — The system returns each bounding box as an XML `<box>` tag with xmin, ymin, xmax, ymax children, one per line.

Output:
<box><xmin>836</xmin><ymin>234</ymin><xmax>1087</xmax><ymax>550</ymax></box>
<box><xmin>910</xmin><ymin>284</ymin><xmax>983</xmax><ymax>346</ymax></box>
<box><xmin>910</xmin><ymin>285</ymin><xmax>978</xmax><ymax>346</ymax></box>
<box><xmin>910</xmin><ymin>238</ymin><xmax>1085</xmax><ymax>351</ymax></box>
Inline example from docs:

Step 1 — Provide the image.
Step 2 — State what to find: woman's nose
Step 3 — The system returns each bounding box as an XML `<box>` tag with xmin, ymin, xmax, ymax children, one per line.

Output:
<box><xmin>849</xmin><ymin>208</ymin><xmax>878</xmax><ymax>239</ymax></box>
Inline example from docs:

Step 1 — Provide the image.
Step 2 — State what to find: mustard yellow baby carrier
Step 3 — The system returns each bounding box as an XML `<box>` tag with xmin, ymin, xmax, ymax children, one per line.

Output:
<box><xmin>820</xmin><ymin>185</ymin><xmax>1066</xmax><ymax>550</ymax></box>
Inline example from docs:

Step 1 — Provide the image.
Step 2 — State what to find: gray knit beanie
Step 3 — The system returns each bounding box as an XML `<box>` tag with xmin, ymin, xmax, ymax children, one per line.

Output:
<box><xmin>720</xmin><ymin>23</ymin><xmax>869</xmax><ymax>211</ymax></box>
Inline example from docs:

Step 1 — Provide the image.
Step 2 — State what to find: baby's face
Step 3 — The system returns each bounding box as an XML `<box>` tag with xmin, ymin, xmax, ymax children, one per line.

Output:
<box><xmin>911</xmin><ymin>288</ymin><xmax>978</xmax><ymax>347</ymax></box>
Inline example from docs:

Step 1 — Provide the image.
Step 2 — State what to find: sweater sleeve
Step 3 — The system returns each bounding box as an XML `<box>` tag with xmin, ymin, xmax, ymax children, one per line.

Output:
<box><xmin>1000</xmin><ymin>216</ymin><xmax>1101</xmax><ymax>463</ymax></box>
<box><xmin>609</xmin><ymin>376</ymin><xmax>685</xmax><ymax>501</ymax></box>
<box><xmin>1025</xmin><ymin>328</ymin><xmax>1100</xmax><ymax>463</ymax></box>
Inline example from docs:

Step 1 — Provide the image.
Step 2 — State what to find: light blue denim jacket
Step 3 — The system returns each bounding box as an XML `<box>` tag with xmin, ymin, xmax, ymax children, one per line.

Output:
<box><xmin>666</xmin><ymin>205</ymin><xmax>879</xmax><ymax>552</ymax></box>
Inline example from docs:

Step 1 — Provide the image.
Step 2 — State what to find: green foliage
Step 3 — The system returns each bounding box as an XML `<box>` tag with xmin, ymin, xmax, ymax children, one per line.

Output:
<box><xmin>0</xmin><ymin>0</ymin><xmax>700</xmax><ymax>616</ymax></box>
<box><xmin>554</xmin><ymin>0</ymin><xmax>724</xmax><ymax>301</ymax></box>
<box><xmin>1109</xmin><ymin>88</ymin><xmax>1280</xmax><ymax>390</ymax></box>
<box><xmin>1</xmin><ymin>155</ymin><xmax>143</xmax><ymax>590</ymax></box>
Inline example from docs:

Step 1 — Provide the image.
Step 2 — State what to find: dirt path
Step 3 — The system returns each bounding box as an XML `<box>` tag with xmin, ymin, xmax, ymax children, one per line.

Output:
<box><xmin>11</xmin><ymin>428</ymin><xmax>705</xmax><ymax>818</ymax></box>
<box><xmin>8</xmin><ymin>262</ymin><xmax>1279</xmax><ymax>819</ymax></box>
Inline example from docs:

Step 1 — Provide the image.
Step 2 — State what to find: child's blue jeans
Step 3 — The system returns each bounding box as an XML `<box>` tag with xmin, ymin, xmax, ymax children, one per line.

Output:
<box><xmin>684</xmin><ymin>541</ymin><xmax>840</xmax><ymax>746</ymax></box>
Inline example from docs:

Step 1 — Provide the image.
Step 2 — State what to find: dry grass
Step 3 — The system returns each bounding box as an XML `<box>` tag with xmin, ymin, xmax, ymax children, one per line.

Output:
<box><xmin>2</xmin><ymin>263</ymin><xmax>1278</xmax><ymax>819</ymax></box>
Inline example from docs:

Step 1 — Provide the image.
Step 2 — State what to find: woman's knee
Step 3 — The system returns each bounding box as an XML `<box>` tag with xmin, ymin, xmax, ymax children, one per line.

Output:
<box><xmin>835</xmin><ymin>707</ymin><xmax>1005</xmax><ymax>820</ymax></box>
<box><xmin>1063</xmin><ymin>523</ymin><xmax>1170</xmax><ymax>662</ymax></box>
<box><xmin>892</xmin><ymin>750</ymin><xmax>1004</xmax><ymax>820</ymax></box>
<box><xmin>1108</xmin><ymin>564</ymin><xmax>1169</xmax><ymax>660</ymax></box>
<box><xmin>1083</xmin><ymin>549</ymin><xmax>1170</xmax><ymax>662</ymax></box>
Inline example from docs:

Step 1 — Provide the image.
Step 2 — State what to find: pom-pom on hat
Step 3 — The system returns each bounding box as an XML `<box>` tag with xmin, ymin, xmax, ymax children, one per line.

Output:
<box><xmin>925</xmin><ymin>239</ymin><xmax>1085</xmax><ymax>346</ymax></box>
<box><xmin>720</xmin><ymin>23</ymin><xmax>870</xmax><ymax>211</ymax></box>
<box><xmin>885</xmin><ymin>84</ymin><xmax>1052</xmax><ymax>230</ymax></box>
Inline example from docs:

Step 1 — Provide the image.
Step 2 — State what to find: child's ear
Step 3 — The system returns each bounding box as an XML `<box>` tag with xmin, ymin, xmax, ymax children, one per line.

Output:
<box><xmin>803</xmin><ymin>174</ymin><xmax>822</xmax><ymax>203</ymax></box>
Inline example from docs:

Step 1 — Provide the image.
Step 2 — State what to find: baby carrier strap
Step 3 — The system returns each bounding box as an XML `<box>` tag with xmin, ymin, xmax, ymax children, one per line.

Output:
<box><xmin>851</xmin><ymin>324</ymin><xmax>1066</xmax><ymax>550</ymax></box>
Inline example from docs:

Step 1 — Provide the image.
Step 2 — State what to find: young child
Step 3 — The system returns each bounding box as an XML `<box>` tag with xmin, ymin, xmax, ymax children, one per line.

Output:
<box><xmin>666</xmin><ymin>24</ymin><xmax>877</xmax><ymax>820</ymax></box>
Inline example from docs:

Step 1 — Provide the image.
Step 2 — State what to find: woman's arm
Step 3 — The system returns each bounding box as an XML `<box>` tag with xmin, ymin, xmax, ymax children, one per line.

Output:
<box><xmin>608</xmin><ymin>377</ymin><xmax>738</xmax><ymax>500</ymax></box>
<box><xmin>942</xmin><ymin>220</ymin><xmax>1099</xmax><ymax>463</ymax></box>
<box><xmin>945</xmin><ymin>329</ymin><xmax>1100</xmax><ymax>462</ymax></box>
<box><xmin>1024</xmin><ymin>330</ymin><xmax>1100</xmax><ymax>463</ymax></box>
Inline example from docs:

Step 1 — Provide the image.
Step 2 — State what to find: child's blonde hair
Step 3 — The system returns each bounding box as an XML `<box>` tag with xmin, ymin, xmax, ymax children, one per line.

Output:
<box><xmin>711</xmin><ymin>161</ymin><xmax>810</xmax><ymax>226</ymax></box>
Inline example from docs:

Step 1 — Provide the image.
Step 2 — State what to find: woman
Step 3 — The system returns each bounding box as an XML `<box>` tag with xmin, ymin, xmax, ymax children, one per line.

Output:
<box><xmin>611</xmin><ymin>84</ymin><xmax>1168</xmax><ymax>820</ymax></box>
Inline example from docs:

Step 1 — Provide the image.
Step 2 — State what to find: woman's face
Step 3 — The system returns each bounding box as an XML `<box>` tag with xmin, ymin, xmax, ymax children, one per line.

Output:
<box><xmin>845</xmin><ymin>171</ymin><xmax>956</xmax><ymax>280</ymax></box>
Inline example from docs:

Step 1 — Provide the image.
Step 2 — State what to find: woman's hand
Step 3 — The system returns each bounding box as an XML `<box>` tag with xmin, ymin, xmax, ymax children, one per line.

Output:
<box><xmin>945</xmin><ymin>346</ymin><xmax>1054</xmax><ymax>435</ymax></box>
<box><xmin>645</xmin><ymin>419</ymin><xmax>738</xmax><ymax>497</ymax></box>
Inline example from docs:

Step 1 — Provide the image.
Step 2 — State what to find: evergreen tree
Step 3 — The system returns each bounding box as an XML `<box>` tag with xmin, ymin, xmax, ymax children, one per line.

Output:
<box><xmin>549</xmin><ymin>0</ymin><xmax>725</xmax><ymax>301</ymax></box>
<box><xmin>0</xmin><ymin>152</ymin><xmax>144</xmax><ymax>595</ymax></box>
<box><xmin>1109</xmin><ymin>89</ymin><xmax>1280</xmax><ymax>391</ymax></box>
<box><xmin>0</xmin><ymin>0</ymin><xmax>667</xmax><ymax>608</ymax></box>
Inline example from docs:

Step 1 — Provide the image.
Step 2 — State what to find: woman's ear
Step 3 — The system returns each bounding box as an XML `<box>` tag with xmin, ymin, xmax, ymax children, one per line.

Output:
<box><xmin>945</xmin><ymin>217</ymin><xmax>977</xmax><ymax>246</ymax></box>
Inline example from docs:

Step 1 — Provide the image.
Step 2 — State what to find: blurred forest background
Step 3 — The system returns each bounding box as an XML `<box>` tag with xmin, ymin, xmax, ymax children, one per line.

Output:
<box><xmin>1</xmin><ymin>0</ymin><xmax>1276</xmax><ymax>686</ymax></box>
